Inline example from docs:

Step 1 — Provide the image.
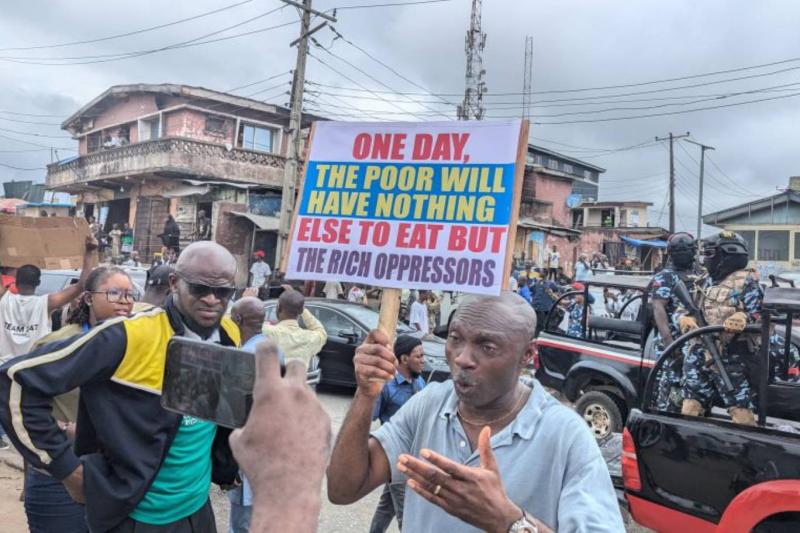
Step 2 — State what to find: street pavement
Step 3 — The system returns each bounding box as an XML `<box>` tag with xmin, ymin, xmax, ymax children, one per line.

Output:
<box><xmin>0</xmin><ymin>386</ymin><xmax>647</xmax><ymax>532</ymax></box>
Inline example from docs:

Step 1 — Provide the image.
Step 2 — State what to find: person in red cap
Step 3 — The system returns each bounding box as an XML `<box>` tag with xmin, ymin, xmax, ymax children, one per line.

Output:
<box><xmin>563</xmin><ymin>283</ymin><xmax>586</xmax><ymax>338</ymax></box>
<box><xmin>249</xmin><ymin>250</ymin><xmax>272</xmax><ymax>289</ymax></box>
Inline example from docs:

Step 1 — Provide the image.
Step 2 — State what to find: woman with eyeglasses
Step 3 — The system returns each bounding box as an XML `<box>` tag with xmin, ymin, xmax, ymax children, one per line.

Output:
<box><xmin>24</xmin><ymin>267</ymin><xmax>136</xmax><ymax>533</ymax></box>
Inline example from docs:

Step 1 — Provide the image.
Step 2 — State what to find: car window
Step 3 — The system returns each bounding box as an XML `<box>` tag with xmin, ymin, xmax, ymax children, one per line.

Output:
<box><xmin>338</xmin><ymin>303</ymin><xmax>415</xmax><ymax>333</ymax></box>
<box><xmin>35</xmin><ymin>274</ymin><xmax>72</xmax><ymax>296</ymax></box>
<box><xmin>307</xmin><ymin>306</ymin><xmax>360</xmax><ymax>337</ymax></box>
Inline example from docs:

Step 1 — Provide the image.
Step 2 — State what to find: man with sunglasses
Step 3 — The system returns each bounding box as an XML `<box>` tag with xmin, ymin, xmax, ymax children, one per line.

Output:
<box><xmin>0</xmin><ymin>241</ymin><xmax>241</xmax><ymax>532</ymax></box>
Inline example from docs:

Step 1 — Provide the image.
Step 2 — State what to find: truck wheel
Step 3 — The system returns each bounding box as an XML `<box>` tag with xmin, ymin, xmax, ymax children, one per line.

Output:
<box><xmin>575</xmin><ymin>391</ymin><xmax>623</xmax><ymax>439</ymax></box>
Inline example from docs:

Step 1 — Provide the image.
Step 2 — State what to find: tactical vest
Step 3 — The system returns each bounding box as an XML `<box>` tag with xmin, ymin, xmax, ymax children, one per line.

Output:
<box><xmin>700</xmin><ymin>269</ymin><xmax>752</xmax><ymax>326</ymax></box>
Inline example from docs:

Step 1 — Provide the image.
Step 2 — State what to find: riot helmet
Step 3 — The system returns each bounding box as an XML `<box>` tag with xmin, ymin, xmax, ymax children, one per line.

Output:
<box><xmin>666</xmin><ymin>232</ymin><xmax>697</xmax><ymax>271</ymax></box>
<box><xmin>701</xmin><ymin>231</ymin><xmax>749</xmax><ymax>281</ymax></box>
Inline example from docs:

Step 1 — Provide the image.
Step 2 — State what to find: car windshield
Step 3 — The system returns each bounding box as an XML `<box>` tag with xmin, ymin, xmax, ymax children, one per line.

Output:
<box><xmin>340</xmin><ymin>304</ymin><xmax>414</xmax><ymax>333</ymax></box>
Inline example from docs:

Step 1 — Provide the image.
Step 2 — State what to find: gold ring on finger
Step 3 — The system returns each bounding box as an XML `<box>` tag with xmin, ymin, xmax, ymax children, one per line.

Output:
<box><xmin>433</xmin><ymin>484</ymin><xmax>442</xmax><ymax>496</ymax></box>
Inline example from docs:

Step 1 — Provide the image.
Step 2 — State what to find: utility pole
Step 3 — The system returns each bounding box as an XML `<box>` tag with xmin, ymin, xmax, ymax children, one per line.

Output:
<box><xmin>457</xmin><ymin>0</ymin><xmax>486</xmax><ymax>120</ymax></box>
<box><xmin>684</xmin><ymin>138</ymin><xmax>715</xmax><ymax>247</ymax></box>
<box><xmin>276</xmin><ymin>0</ymin><xmax>335</xmax><ymax>267</ymax></box>
<box><xmin>655</xmin><ymin>131</ymin><xmax>690</xmax><ymax>233</ymax></box>
<box><xmin>522</xmin><ymin>36</ymin><xmax>533</xmax><ymax>123</ymax></box>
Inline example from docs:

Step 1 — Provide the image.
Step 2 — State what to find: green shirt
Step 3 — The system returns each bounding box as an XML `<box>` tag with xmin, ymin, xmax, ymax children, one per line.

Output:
<box><xmin>130</xmin><ymin>415</ymin><xmax>216</xmax><ymax>525</ymax></box>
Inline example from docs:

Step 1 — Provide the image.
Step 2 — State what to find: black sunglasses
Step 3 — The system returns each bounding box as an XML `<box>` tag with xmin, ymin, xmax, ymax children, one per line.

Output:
<box><xmin>177</xmin><ymin>273</ymin><xmax>236</xmax><ymax>300</ymax></box>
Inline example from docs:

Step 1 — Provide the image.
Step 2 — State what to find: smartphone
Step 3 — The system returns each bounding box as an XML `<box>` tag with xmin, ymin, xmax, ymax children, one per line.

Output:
<box><xmin>161</xmin><ymin>337</ymin><xmax>274</xmax><ymax>428</ymax></box>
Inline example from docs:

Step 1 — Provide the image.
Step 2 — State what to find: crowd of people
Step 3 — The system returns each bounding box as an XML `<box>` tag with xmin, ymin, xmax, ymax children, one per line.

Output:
<box><xmin>0</xmin><ymin>217</ymin><xmax>796</xmax><ymax>533</ymax></box>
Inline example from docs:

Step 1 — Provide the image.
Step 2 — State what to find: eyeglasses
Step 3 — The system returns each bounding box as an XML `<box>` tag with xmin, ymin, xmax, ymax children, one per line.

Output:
<box><xmin>92</xmin><ymin>289</ymin><xmax>138</xmax><ymax>303</ymax></box>
<box><xmin>177</xmin><ymin>273</ymin><xmax>236</xmax><ymax>300</ymax></box>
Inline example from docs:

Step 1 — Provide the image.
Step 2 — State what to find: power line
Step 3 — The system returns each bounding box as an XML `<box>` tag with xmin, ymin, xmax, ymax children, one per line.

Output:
<box><xmin>534</xmin><ymin>90</ymin><xmax>800</xmax><ymax>125</ymax></box>
<box><xmin>0</xmin><ymin>6</ymin><xmax>293</xmax><ymax>65</ymax></box>
<box><xmin>0</xmin><ymin>132</ymin><xmax>69</xmax><ymax>149</ymax></box>
<box><xmin>0</xmin><ymin>147</ymin><xmax>74</xmax><ymax>153</ymax></box>
<box><xmin>225</xmin><ymin>70</ymin><xmax>292</xmax><ymax>93</ymax></box>
<box><xmin>0</xmin><ymin>0</ymin><xmax>256</xmax><ymax>52</ymax></box>
<box><xmin>0</xmin><ymin>116</ymin><xmax>62</xmax><ymax>126</ymax></box>
<box><xmin>311</xmin><ymin>40</ymin><xmax>451</xmax><ymax>119</ymax></box>
<box><xmin>0</xmin><ymin>162</ymin><xmax>45</xmax><ymax>171</ymax></box>
<box><xmin>308</xmin><ymin>50</ymin><xmax>434</xmax><ymax>120</ymax></box>
<box><xmin>0</xmin><ymin>110</ymin><xmax>65</xmax><ymax>118</ymax></box>
<box><xmin>328</xmin><ymin>27</ymin><xmax>458</xmax><ymax>109</ymax></box>
<box><xmin>328</xmin><ymin>0</ymin><xmax>453</xmax><ymax>10</ymax></box>
<box><xmin>0</xmin><ymin>126</ymin><xmax>70</xmax><ymax>139</ymax></box>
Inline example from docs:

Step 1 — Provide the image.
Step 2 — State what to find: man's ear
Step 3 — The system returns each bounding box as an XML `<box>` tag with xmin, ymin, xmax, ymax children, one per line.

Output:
<box><xmin>521</xmin><ymin>339</ymin><xmax>536</xmax><ymax>368</ymax></box>
<box><xmin>168</xmin><ymin>273</ymin><xmax>179</xmax><ymax>294</ymax></box>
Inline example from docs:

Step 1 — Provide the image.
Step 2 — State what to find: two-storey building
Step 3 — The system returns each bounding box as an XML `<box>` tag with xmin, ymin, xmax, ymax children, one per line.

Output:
<box><xmin>513</xmin><ymin>145</ymin><xmax>606</xmax><ymax>275</ymax></box>
<box><xmin>46</xmin><ymin>84</ymin><xmax>319</xmax><ymax>278</ymax></box>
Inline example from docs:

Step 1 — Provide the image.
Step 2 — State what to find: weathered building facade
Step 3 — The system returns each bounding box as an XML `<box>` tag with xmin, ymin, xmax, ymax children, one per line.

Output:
<box><xmin>513</xmin><ymin>145</ymin><xmax>605</xmax><ymax>275</ymax></box>
<box><xmin>46</xmin><ymin>84</ymin><xmax>317</xmax><ymax>280</ymax></box>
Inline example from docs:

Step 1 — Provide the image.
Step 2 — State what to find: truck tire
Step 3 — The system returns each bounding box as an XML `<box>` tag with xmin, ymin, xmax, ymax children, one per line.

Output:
<box><xmin>575</xmin><ymin>391</ymin><xmax>623</xmax><ymax>439</ymax></box>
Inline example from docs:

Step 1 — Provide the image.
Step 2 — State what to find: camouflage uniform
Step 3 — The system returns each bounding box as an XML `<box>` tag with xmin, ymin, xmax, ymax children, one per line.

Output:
<box><xmin>682</xmin><ymin>270</ymin><xmax>762</xmax><ymax>411</ymax></box>
<box><xmin>566</xmin><ymin>301</ymin><xmax>584</xmax><ymax>338</ymax></box>
<box><xmin>649</xmin><ymin>268</ymin><xmax>687</xmax><ymax>412</ymax></box>
<box><xmin>769</xmin><ymin>333</ymin><xmax>800</xmax><ymax>383</ymax></box>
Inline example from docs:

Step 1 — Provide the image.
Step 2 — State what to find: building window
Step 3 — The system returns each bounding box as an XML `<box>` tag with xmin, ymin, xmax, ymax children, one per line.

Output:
<box><xmin>139</xmin><ymin>116</ymin><xmax>161</xmax><ymax>141</ymax></box>
<box><xmin>563</xmin><ymin>163</ymin><xmax>574</xmax><ymax>174</ymax></box>
<box><xmin>739</xmin><ymin>230</ymin><xmax>756</xmax><ymax>260</ymax></box>
<box><xmin>795</xmin><ymin>232</ymin><xmax>800</xmax><ymax>260</ymax></box>
<box><xmin>205</xmin><ymin>116</ymin><xmax>226</xmax><ymax>135</ymax></box>
<box><xmin>87</xmin><ymin>132</ymin><xmax>102</xmax><ymax>153</ymax></box>
<box><xmin>757</xmin><ymin>230</ymin><xmax>789</xmax><ymax>261</ymax></box>
<box><xmin>238</xmin><ymin>123</ymin><xmax>274</xmax><ymax>153</ymax></box>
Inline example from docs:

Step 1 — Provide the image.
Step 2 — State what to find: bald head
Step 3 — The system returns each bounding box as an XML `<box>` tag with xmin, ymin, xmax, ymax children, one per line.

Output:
<box><xmin>232</xmin><ymin>297</ymin><xmax>265</xmax><ymax>320</ymax></box>
<box><xmin>232</xmin><ymin>296</ymin><xmax>266</xmax><ymax>344</ymax></box>
<box><xmin>277</xmin><ymin>289</ymin><xmax>305</xmax><ymax>321</ymax></box>
<box><xmin>453</xmin><ymin>291</ymin><xmax>537</xmax><ymax>345</ymax></box>
<box><xmin>175</xmin><ymin>241</ymin><xmax>237</xmax><ymax>285</ymax></box>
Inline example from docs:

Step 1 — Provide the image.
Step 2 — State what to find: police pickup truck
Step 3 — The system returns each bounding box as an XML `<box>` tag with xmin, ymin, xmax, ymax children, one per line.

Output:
<box><xmin>618</xmin><ymin>286</ymin><xmax>800</xmax><ymax>531</ymax></box>
<box><xmin>533</xmin><ymin>275</ymin><xmax>656</xmax><ymax>439</ymax></box>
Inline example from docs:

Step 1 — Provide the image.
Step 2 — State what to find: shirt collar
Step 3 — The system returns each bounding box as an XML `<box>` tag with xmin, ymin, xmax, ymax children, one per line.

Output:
<box><xmin>441</xmin><ymin>376</ymin><xmax>546</xmax><ymax>442</ymax></box>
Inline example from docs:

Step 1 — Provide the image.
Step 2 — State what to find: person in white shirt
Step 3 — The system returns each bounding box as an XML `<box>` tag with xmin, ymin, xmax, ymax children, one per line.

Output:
<box><xmin>323</xmin><ymin>281</ymin><xmax>343</xmax><ymax>300</ymax></box>
<box><xmin>0</xmin><ymin>237</ymin><xmax>97</xmax><ymax>364</ymax></box>
<box><xmin>249</xmin><ymin>251</ymin><xmax>272</xmax><ymax>289</ymax></box>
<box><xmin>408</xmin><ymin>291</ymin><xmax>430</xmax><ymax>336</ymax></box>
<box><xmin>546</xmin><ymin>245</ymin><xmax>560</xmax><ymax>281</ymax></box>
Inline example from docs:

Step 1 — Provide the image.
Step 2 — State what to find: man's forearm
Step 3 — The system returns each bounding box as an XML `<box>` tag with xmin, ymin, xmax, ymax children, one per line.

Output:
<box><xmin>652</xmin><ymin>303</ymin><xmax>673</xmax><ymax>343</ymax></box>
<box><xmin>326</xmin><ymin>390</ymin><xmax>378</xmax><ymax>503</ymax></box>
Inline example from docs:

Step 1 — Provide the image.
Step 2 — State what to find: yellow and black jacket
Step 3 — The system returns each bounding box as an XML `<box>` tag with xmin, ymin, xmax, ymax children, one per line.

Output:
<box><xmin>0</xmin><ymin>297</ymin><xmax>241</xmax><ymax>532</ymax></box>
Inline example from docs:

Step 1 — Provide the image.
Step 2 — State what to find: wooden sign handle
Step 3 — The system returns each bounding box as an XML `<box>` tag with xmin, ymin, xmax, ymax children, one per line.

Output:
<box><xmin>378</xmin><ymin>287</ymin><xmax>401</xmax><ymax>343</ymax></box>
<box><xmin>371</xmin><ymin>287</ymin><xmax>401</xmax><ymax>394</ymax></box>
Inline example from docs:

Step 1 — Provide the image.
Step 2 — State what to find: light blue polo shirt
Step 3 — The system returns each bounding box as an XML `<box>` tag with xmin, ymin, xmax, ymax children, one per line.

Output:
<box><xmin>372</xmin><ymin>379</ymin><xmax>625</xmax><ymax>532</ymax></box>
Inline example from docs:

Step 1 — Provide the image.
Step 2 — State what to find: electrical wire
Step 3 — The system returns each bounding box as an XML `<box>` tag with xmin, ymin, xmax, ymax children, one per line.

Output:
<box><xmin>0</xmin><ymin>0</ymin><xmax>258</xmax><ymax>52</ymax></box>
<box><xmin>328</xmin><ymin>0</ymin><xmax>453</xmax><ymax>10</ymax></box>
<box><xmin>533</xmin><ymin>90</ymin><xmax>800</xmax><ymax>125</ymax></box>
<box><xmin>0</xmin><ymin>6</ymin><xmax>293</xmax><ymax>66</ymax></box>
<box><xmin>0</xmin><ymin>162</ymin><xmax>45</xmax><ymax>171</ymax></box>
<box><xmin>0</xmin><ymin>126</ymin><xmax>70</xmax><ymax>139</ymax></box>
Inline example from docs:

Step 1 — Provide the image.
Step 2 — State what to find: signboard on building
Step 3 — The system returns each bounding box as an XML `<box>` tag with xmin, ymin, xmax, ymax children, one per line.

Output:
<box><xmin>284</xmin><ymin>120</ymin><xmax>527</xmax><ymax>295</ymax></box>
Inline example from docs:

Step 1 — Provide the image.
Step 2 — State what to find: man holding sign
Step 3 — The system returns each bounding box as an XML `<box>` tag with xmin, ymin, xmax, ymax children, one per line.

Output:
<box><xmin>327</xmin><ymin>293</ymin><xmax>624</xmax><ymax>532</ymax></box>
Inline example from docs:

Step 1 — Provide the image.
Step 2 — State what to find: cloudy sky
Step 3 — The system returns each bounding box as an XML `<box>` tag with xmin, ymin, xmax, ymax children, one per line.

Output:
<box><xmin>1</xmin><ymin>0</ymin><xmax>798</xmax><ymax>235</ymax></box>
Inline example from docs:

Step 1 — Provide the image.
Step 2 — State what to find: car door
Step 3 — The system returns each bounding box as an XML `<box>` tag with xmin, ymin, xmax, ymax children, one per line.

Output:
<box><xmin>305</xmin><ymin>304</ymin><xmax>365</xmax><ymax>387</ymax></box>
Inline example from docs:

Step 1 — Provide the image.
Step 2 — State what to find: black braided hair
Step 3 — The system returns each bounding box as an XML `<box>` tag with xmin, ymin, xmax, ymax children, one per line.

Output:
<box><xmin>66</xmin><ymin>267</ymin><xmax>131</xmax><ymax>326</ymax></box>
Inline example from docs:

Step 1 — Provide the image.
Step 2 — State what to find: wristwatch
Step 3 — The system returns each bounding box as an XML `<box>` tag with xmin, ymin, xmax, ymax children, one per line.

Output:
<box><xmin>508</xmin><ymin>510</ymin><xmax>538</xmax><ymax>533</ymax></box>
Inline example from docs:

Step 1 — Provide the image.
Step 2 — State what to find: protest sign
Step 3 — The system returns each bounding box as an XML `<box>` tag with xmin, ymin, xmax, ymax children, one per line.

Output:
<box><xmin>284</xmin><ymin>120</ymin><xmax>528</xmax><ymax>296</ymax></box>
<box><xmin>0</xmin><ymin>215</ymin><xmax>92</xmax><ymax>269</ymax></box>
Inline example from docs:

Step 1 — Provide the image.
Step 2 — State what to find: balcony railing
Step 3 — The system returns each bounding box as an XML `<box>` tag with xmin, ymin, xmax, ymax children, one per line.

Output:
<box><xmin>47</xmin><ymin>137</ymin><xmax>289</xmax><ymax>190</ymax></box>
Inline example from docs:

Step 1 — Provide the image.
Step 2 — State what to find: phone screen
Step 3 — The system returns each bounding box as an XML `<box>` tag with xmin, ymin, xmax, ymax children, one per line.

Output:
<box><xmin>161</xmin><ymin>337</ymin><xmax>256</xmax><ymax>428</ymax></box>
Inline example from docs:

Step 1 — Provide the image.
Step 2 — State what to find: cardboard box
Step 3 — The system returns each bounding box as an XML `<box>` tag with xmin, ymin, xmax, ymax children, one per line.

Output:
<box><xmin>0</xmin><ymin>215</ymin><xmax>92</xmax><ymax>270</ymax></box>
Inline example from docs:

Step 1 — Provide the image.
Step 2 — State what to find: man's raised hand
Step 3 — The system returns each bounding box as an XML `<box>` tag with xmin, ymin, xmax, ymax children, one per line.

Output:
<box><xmin>354</xmin><ymin>330</ymin><xmax>396</xmax><ymax>398</ymax></box>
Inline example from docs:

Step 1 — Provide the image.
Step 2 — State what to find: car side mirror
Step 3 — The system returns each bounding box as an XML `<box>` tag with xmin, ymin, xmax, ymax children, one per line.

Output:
<box><xmin>337</xmin><ymin>329</ymin><xmax>360</xmax><ymax>344</ymax></box>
